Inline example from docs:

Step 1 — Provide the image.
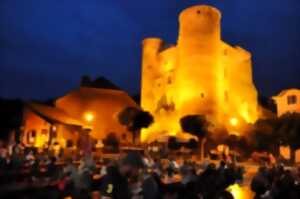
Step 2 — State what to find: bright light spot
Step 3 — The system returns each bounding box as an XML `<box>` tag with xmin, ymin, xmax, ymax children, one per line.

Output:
<box><xmin>230</xmin><ymin>117</ymin><xmax>238</xmax><ymax>126</ymax></box>
<box><xmin>169</xmin><ymin>131</ymin><xmax>176</xmax><ymax>136</ymax></box>
<box><xmin>84</xmin><ymin>112</ymin><xmax>94</xmax><ymax>122</ymax></box>
<box><xmin>227</xmin><ymin>184</ymin><xmax>243</xmax><ymax>199</ymax></box>
<box><xmin>96</xmin><ymin>140</ymin><xmax>104</xmax><ymax>148</ymax></box>
<box><xmin>230</xmin><ymin>131</ymin><xmax>240</xmax><ymax>136</ymax></box>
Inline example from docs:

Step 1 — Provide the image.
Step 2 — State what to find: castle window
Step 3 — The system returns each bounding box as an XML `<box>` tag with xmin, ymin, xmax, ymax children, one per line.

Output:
<box><xmin>287</xmin><ymin>95</ymin><xmax>297</xmax><ymax>105</ymax></box>
<box><xmin>168</xmin><ymin>77</ymin><xmax>172</xmax><ymax>84</ymax></box>
<box><xmin>201</xmin><ymin>93</ymin><xmax>205</xmax><ymax>98</ymax></box>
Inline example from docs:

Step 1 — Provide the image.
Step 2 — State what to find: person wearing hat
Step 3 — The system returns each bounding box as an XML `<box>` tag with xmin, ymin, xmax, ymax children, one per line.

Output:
<box><xmin>99</xmin><ymin>152</ymin><xmax>145</xmax><ymax>199</ymax></box>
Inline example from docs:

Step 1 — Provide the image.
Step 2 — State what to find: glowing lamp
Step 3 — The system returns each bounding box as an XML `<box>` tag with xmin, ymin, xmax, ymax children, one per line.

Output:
<box><xmin>96</xmin><ymin>140</ymin><xmax>104</xmax><ymax>149</ymax></box>
<box><xmin>227</xmin><ymin>184</ymin><xmax>243</xmax><ymax>199</ymax></box>
<box><xmin>84</xmin><ymin>112</ymin><xmax>94</xmax><ymax>122</ymax></box>
<box><xmin>229</xmin><ymin>117</ymin><xmax>238</xmax><ymax>126</ymax></box>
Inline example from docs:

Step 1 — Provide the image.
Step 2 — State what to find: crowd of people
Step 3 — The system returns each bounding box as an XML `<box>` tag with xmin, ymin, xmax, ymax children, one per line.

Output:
<box><xmin>1</xmin><ymin>141</ymin><xmax>300</xmax><ymax>199</ymax></box>
<box><xmin>0</xmin><ymin>141</ymin><xmax>247</xmax><ymax>199</ymax></box>
<box><xmin>251</xmin><ymin>164</ymin><xmax>300</xmax><ymax>199</ymax></box>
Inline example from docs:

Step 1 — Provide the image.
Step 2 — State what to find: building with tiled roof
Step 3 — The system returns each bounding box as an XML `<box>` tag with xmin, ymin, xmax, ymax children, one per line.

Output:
<box><xmin>22</xmin><ymin>77</ymin><xmax>138</xmax><ymax>148</ymax></box>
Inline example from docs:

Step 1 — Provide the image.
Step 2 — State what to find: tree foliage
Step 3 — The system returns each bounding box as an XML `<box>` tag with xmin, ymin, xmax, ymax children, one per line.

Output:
<box><xmin>118</xmin><ymin>106</ymin><xmax>154</xmax><ymax>143</ymax></box>
<box><xmin>180</xmin><ymin>115</ymin><xmax>210</xmax><ymax>160</ymax></box>
<box><xmin>225</xmin><ymin>134</ymin><xmax>239</xmax><ymax>149</ymax></box>
<box><xmin>209</xmin><ymin>127</ymin><xmax>229</xmax><ymax>146</ymax></box>
<box><xmin>277</xmin><ymin>113</ymin><xmax>300</xmax><ymax>150</ymax></box>
<box><xmin>248</xmin><ymin>118</ymin><xmax>280</xmax><ymax>152</ymax></box>
<box><xmin>131</xmin><ymin>111</ymin><xmax>154</xmax><ymax>131</ymax></box>
<box><xmin>118</xmin><ymin>107</ymin><xmax>138</xmax><ymax>127</ymax></box>
<box><xmin>0</xmin><ymin>98</ymin><xmax>23</xmax><ymax>141</ymax></box>
<box><xmin>168</xmin><ymin>136</ymin><xmax>181</xmax><ymax>150</ymax></box>
<box><xmin>224</xmin><ymin>134</ymin><xmax>250</xmax><ymax>156</ymax></box>
<box><xmin>180</xmin><ymin>115</ymin><xmax>209</xmax><ymax>139</ymax></box>
<box><xmin>103</xmin><ymin>132</ymin><xmax>119</xmax><ymax>148</ymax></box>
<box><xmin>185</xmin><ymin>138</ymin><xmax>198</xmax><ymax>149</ymax></box>
<box><xmin>248</xmin><ymin>113</ymin><xmax>300</xmax><ymax>157</ymax></box>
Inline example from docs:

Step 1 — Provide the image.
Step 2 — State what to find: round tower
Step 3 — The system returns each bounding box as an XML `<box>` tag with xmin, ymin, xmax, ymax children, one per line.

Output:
<box><xmin>140</xmin><ymin>38</ymin><xmax>164</xmax><ymax>112</ymax></box>
<box><xmin>176</xmin><ymin>5</ymin><xmax>222</xmax><ymax>117</ymax></box>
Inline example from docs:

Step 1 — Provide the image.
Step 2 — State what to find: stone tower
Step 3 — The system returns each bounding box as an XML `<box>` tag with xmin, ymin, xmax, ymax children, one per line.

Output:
<box><xmin>140</xmin><ymin>38</ymin><xmax>164</xmax><ymax>113</ymax></box>
<box><xmin>140</xmin><ymin>5</ymin><xmax>259</xmax><ymax>142</ymax></box>
<box><xmin>176</xmin><ymin>5</ymin><xmax>222</xmax><ymax>117</ymax></box>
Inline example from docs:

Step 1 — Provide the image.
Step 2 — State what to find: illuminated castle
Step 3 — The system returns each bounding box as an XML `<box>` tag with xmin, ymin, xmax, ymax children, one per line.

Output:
<box><xmin>140</xmin><ymin>5</ymin><xmax>259</xmax><ymax>142</ymax></box>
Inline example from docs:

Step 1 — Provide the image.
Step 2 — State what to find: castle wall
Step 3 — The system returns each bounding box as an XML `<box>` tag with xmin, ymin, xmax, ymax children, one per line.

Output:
<box><xmin>221</xmin><ymin>43</ymin><xmax>258</xmax><ymax>125</ymax></box>
<box><xmin>176</xmin><ymin>6</ymin><xmax>221</xmax><ymax>117</ymax></box>
<box><xmin>140</xmin><ymin>5</ymin><xmax>259</xmax><ymax>142</ymax></box>
<box><xmin>140</xmin><ymin>38</ymin><xmax>164</xmax><ymax>113</ymax></box>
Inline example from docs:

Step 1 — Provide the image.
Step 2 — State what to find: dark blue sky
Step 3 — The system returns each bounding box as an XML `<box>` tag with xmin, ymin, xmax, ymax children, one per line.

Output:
<box><xmin>0</xmin><ymin>0</ymin><xmax>299</xmax><ymax>100</ymax></box>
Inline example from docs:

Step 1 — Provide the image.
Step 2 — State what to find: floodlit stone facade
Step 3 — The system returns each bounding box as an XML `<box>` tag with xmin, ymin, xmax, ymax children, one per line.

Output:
<box><xmin>141</xmin><ymin>5</ymin><xmax>259</xmax><ymax>142</ymax></box>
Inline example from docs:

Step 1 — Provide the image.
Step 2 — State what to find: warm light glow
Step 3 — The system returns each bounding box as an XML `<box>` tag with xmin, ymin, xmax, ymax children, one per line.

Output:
<box><xmin>230</xmin><ymin>117</ymin><xmax>238</xmax><ymax>126</ymax></box>
<box><xmin>35</xmin><ymin>134</ymin><xmax>48</xmax><ymax>147</ymax></box>
<box><xmin>227</xmin><ymin>184</ymin><xmax>254</xmax><ymax>199</ymax></box>
<box><xmin>96</xmin><ymin>140</ymin><xmax>104</xmax><ymax>148</ymax></box>
<box><xmin>230</xmin><ymin>131</ymin><xmax>240</xmax><ymax>136</ymax></box>
<box><xmin>84</xmin><ymin>112</ymin><xmax>94</xmax><ymax>122</ymax></box>
<box><xmin>227</xmin><ymin>184</ymin><xmax>243</xmax><ymax>199</ymax></box>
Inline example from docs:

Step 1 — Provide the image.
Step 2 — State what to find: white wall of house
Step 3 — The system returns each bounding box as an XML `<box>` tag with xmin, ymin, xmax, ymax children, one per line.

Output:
<box><xmin>273</xmin><ymin>89</ymin><xmax>300</xmax><ymax>116</ymax></box>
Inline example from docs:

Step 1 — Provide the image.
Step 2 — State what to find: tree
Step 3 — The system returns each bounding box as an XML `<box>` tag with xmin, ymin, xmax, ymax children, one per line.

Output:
<box><xmin>180</xmin><ymin>115</ymin><xmax>210</xmax><ymax>161</ymax></box>
<box><xmin>245</xmin><ymin>118</ymin><xmax>281</xmax><ymax>158</ymax></box>
<box><xmin>185</xmin><ymin>138</ymin><xmax>198</xmax><ymax>150</ymax></box>
<box><xmin>225</xmin><ymin>134</ymin><xmax>240</xmax><ymax>150</ymax></box>
<box><xmin>0</xmin><ymin>98</ymin><xmax>23</xmax><ymax>142</ymax></box>
<box><xmin>224</xmin><ymin>134</ymin><xmax>251</xmax><ymax>158</ymax></box>
<box><xmin>248</xmin><ymin>114</ymin><xmax>300</xmax><ymax>162</ymax></box>
<box><xmin>118</xmin><ymin>107</ymin><xmax>154</xmax><ymax>144</ymax></box>
<box><xmin>276</xmin><ymin>113</ymin><xmax>300</xmax><ymax>163</ymax></box>
<box><xmin>103</xmin><ymin>133</ymin><xmax>119</xmax><ymax>153</ymax></box>
<box><xmin>168</xmin><ymin>136</ymin><xmax>181</xmax><ymax>151</ymax></box>
<box><xmin>208</xmin><ymin>127</ymin><xmax>229</xmax><ymax>148</ymax></box>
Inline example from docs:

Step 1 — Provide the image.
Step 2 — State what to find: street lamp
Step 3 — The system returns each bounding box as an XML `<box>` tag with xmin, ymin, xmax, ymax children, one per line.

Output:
<box><xmin>84</xmin><ymin>112</ymin><xmax>94</xmax><ymax>122</ymax></box>
<box><xmin>229</xmin><ymin>117</ymin><xmax>238</xmax><ymax>127</ymax></box>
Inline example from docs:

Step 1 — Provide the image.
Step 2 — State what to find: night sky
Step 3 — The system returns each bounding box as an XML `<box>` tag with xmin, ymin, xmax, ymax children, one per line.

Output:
<box><xmin>0</xmin><ymin>0</ymin><xmax>299</xmax><ymax>100</ymax></box>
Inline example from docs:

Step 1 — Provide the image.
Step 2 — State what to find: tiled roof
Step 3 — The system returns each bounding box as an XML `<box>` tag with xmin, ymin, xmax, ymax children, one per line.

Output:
<box><xmin>27</xmin><ymin>102</ymin><xmax>84</xmax><ymax>126</ymax></box>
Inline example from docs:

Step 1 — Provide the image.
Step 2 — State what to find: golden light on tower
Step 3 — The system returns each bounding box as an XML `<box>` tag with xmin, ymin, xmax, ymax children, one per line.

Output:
<box><xmin>140</xmin><ymin>5</ymin><xmax>260</xmax><ymax>142</ymax></box>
